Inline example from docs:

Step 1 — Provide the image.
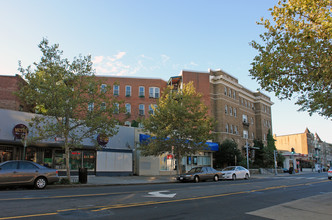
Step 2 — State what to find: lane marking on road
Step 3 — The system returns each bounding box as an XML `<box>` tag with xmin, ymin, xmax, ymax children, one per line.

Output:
<box><xmin>0</xmin><ymin>190</ymin><xmax>144</xmax><ymax>202</ymax></box>
<box><xmin>93</xmin><ymin>180</ymin><xmax>330</xmax><ymax>212</ymax></box>
<box><xmin>0</xmin><ymin>179</ymin><xmax>329</xmax><ymax>219</ymax></box>
<box><xmin>145</xmin><ymin>191</ymin><xmax>177</xmax><ymax>198</ymax></box>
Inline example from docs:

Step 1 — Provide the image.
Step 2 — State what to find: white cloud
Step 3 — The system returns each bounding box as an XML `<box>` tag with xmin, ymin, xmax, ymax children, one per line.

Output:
<box><xmin>161</xmin><ymin>54</ymin><xmax>170</xmax><ymax>64</ymax></box>
<box><xmin>92</xmin><ymin>56</ymin><xmax>104</xmax><ymax>64</ymax></box>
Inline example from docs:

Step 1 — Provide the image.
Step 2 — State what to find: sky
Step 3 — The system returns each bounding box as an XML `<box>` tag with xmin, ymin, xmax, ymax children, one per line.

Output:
<box><xmin>0</xmin><ymin>0</ymin><xmax>331</xmax><ymax>143</ymax></box>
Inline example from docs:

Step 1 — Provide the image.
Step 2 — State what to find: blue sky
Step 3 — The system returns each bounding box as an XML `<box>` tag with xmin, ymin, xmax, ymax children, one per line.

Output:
<box><xmin>1</xmin><ymin>0</ymin><xmax>331</xmax><ymax>143</ymax></box>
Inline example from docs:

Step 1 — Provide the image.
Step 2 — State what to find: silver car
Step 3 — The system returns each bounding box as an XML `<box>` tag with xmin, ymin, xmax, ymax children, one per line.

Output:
<box><xmin>0</xmin><ymin>160</ymin><xmax>59</xmax><ymax>189</ymax></box>
<box><xmin>221</xmin><ymin>166</ymin><xmax>250</xmax><ymax>180</ymax></box>
<box><xmin>177</xmin><ymin>166</ymin><xmax>222</xmax><ymax>183</ymax></box>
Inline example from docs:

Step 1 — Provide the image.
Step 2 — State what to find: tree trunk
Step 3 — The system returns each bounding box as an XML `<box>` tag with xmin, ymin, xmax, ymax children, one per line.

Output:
<box><xmin>64</xmin><ymin>143</ymin><xmax>71</xmax><ymax>181</ymax></box>
<box><xmin>176</xmin><ymin>151</ymin><xmax>183</xmax><ymax>175</ymax></box>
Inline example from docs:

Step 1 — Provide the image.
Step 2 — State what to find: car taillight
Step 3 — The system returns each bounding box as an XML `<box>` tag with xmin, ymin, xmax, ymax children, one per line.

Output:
<box><xmin>328</xmin><ymin>171</ymin><xmax>332</xmax><ymax>173</ymax></box>
<box><xmin>56</xmin><ymin>170</ymin><xmax>58</xmax><ymax>175</ymax></box>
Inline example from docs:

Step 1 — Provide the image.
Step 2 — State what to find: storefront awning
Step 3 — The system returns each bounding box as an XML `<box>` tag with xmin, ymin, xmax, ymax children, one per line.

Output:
<box><xmin>139</xmin><ymin>134</ymin><xmax>219</xmax><ymax>151</ymax></box>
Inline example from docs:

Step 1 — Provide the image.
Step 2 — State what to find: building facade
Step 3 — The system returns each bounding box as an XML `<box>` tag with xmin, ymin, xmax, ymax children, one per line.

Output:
<box><xmin>95</xmin><ymin>76</ymin><xmax>167</xmax><ymax>125</ymax></box>
<box><xmin>0</xmin><ymin>75</ymin><xmax>31</xmax><ymax>112</ymax></box>
<box><xmin>168</xmin><ymin>69</ymin><xmax>273</xmax><ymax>155</ymax></box>
<box><xmin>275</xmin><ymin>128</ymin><xmax>332</xmax><ymax>171</ymax></box>
<box><xmin>0</xmin><ymin>108</ymin><xmax>134</xmax><ymax>176</ymax></box>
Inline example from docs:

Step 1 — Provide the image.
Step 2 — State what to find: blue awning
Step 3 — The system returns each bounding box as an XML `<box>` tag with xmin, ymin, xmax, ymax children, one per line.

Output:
<box><xmin>139</xmin><ymin>134</ymin><xmax>219</xmax><ymax>151</ymax></box>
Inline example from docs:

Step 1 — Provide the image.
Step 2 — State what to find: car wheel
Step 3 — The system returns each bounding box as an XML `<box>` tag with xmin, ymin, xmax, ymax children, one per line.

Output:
<box><xmin>34</xmin><ymin>177</ymin><xmax>47</xmax><ymax>189</ymax></box>
<box><xmin>213</xmin><ymin>175</ymin><xmax>219</xmax><ymax>182</ymax></box>
<box><xmin>194</xmin><ymin>176</ymin><xmax>200</xmax><ymax>183</ymax></box>
<box><xmin>245</xmin><ymin>173</ymin><xmax>249</xmax><ymax>180</ymax></box>
<box><xmin>232</xmin><ymin>174</ymin><xmax>236</xmax><ymax>181</ymax></box>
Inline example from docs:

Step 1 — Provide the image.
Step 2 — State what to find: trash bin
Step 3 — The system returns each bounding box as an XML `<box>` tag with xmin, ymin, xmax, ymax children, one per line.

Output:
<box><xmin>79</xmin><ymin>168</ymin><xmax>87</xmax><ymax>184</ymax></box>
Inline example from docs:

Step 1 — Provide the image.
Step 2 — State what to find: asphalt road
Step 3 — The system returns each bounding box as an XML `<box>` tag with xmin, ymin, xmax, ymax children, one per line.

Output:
<box><xmin>0</xmin><ymin>172</ymin><xmax>331</xmax><ymax>220</ymax></box>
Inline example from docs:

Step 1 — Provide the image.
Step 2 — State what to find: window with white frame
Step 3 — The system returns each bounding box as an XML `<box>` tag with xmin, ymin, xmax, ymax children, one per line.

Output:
<box><xmin>225</xmin><ymin>123</ymin><xmax>229</xmax><ymax>133</ymax></box>
<box><xmin>125</xmin><ymin>86</ymin><xmax>131</xmax><ymax>97</ymax></box>
<box><xmin>230</xmin><ymin>125</ymin><xmax>233</xmax><ymax>134</ymax></box>
<box><xmin>251</xmin><ymin>117</ymin><xmax>254</xmax><ymax>124</ymax></box>
<box><xmin>225</xmin><ymin>105</ymin><xmax>228</xmax><ymax>114</ymax></box>
<box><xmin>139</xmin><ymin>86</ymin><xmax>145</xmax><ymax>97</ymax></box>
<box><xmin>252</xmin><ymin>132</ymin><xmax>254</xmax><ymax>139</ymax></box>
<box><xmin>242</xmin><ymin>114</ymin><xmax>248</xmax><ymax>123</ymax></box>
<box><xmin>88</xmin><ymin>102</ymin><xmax>94</xmax><ymax>111</ymax></box>
<box><xmin>234</xmin><ymin>108</ymin><xmax>237</xmax><ymax>117</ymax></box>
<box><xmin>113</xmin><ymin>103</ymin><xmax>119</xmax><ymax>114</ymax></box>
<box><xmin>113</xmin><ymin>85</ymin><xmax>119</xmax><ymax>96</ymax></box>
<box><xmin>229</xmin><ymin>107</ymin><xmax>233</xmax><ymax>116</ymax></box>
<box><xmin>100</xmin><ymin>84</ymin><xmax>107</xmax><ymax>93</ymax></box>
<box><xmin>125</xmin><ymin>103</ymin><xmax>131</xmax><ymax>114</ymax></box>
<box><xmin>229</xmin><ymin>88</ymin><xmax>231</xmax><ymax>97</ymax></box>
<box><xmin>243</xmin><ymin>130</ymin><xmax>248</xmax><ymax>139</ymax></box>
<box><xmin>234</xmin><ymin>126</ymin><xmax>238</xmax><ymax>134</ymax></box>
<box><xmin>233</xmin><ymin>91</ymin><xmax>236</xmax><ymax>99</ymax></box>
<box><xmin>149</xmin><ymin>105</ymin><xmax>154</xmax><ymax>115</ymax></box>
<box><xmin>149</xmin><ymin>87</ymin><xmax>160</xmax><ymax>98</ymax></box>
<box><xmin>224</xmin><ymin>87</ymin><xmax>227</xmax><ymax>95</ymax></box>
<box><xmin>139</xmin><ymin>104</ymin><xmax>145</xmax><ymax>115</ymax></box>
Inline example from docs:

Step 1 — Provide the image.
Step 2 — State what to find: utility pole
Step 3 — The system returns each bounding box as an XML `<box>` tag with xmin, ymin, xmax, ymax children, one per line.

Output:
<box><xmin>274</xmin><ymin>150</ymin><xmax>278</xmax><ymax>175</ymax></box>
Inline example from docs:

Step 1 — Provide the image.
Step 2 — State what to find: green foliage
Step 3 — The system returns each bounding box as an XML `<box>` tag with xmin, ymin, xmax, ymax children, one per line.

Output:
<box><xmin>253</xmin><ymin>133</ymin><xmax>285</xmax><ymax>168</ymax></box>
<box><xmin>17</xmin><ymin>38</ymin><xmax>119</xmax><ymax>180</ymax></box>
<box><xmin>214</xmin><ymin>139</ymin><xmax>243</xmax><ymax>169</ymax></box>
<box><xmin>253</xmin><ymin>139</ymin><xmax>265</xmax><ymax>168</ymax></box>
<box><xmin>140</xmin><ymin>82</ymin><xmax>215</xmax><ymax>173</ymax></box>
<box><xmin>250</xmin><ymin>0</ymin><xmax>332</xmax><ymax>118</ymax></box>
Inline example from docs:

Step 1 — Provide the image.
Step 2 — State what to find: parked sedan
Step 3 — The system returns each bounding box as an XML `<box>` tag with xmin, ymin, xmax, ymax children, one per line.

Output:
<box><xmin>0</xmin><ymin>160</ymin><xmax>59</xmax><ymax>189</ymax></box>
<box><xmin>221</xmin><ymin>166</ymin><xmax>250</xmax><ymax>180</ymax></box>
<box><xmin>328</xmin><ymin>168</ymin><xmax>332</xmax><ymax>180</ymax></box>
<box><xmin>177</xmin><ymin>166</ymin><xmax>221</xmax><ymax>183</ymax></box>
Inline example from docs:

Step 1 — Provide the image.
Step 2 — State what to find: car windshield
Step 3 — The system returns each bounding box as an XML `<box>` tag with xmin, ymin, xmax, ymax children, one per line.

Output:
<box><xmin>188</xmin><ymin>167</ymin><xmax>202</xmax><ymax>174</ymax></box>
<box><xmin>223</xmin><ymin>167</ymin><xmax>235</xmax><ymax>171</ymax></box>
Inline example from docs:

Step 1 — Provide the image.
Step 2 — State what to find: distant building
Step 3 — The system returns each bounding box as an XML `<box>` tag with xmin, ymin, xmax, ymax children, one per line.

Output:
<box><xmin>274</xmin><ymin>128</ymin><xmax>332</xmax><ymax>171</ymax></box>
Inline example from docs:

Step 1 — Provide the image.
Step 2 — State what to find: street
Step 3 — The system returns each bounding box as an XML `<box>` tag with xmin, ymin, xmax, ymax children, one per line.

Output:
<box><xmin>0</xmin><ymin>172</ymin><xmax>331</xmax><ymax>220</ymax></box>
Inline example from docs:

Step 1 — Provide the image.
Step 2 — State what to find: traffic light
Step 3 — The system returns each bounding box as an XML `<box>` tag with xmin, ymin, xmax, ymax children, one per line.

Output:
<box><xmin>291</xmin><ymin>148</ymin><xmax>295</xmax><ymax>154</ymax></box>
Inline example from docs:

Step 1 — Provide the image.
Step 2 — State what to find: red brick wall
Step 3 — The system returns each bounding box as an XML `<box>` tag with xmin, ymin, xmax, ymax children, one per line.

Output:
<box><xmin>96</xmin><ymin>76</ymin><xmax>168</xmax><ymax>123</ymax></box>
<box><xmin>0</xmin><ymin>75</ymin><xmax>28</xmax><ymax>111</ymax></box>
<box><xmin>181</xmin><ymin>71</ymin><xmax>212</xmax><ymax>115</ymax></box>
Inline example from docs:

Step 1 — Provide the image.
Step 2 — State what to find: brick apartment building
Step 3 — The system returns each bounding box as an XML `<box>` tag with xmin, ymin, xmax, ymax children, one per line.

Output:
<box><xmin>1</xmin><ymin>70</ymin><xmax>273</xmax><ymax>155</ymax></box>
<box><xmin>0</xmin><ymin>75</ymin><xmax>31</xmax><ymax>112</ymax></box>
<box><xmin>168</xmin><ymin>69</ymin><xmax>273</xmax><ymax>154</ymax></box>
<box><xmin>95</xmin><ymin>76</ymin><xmax>167</xmax><ymax>125</ymax></box>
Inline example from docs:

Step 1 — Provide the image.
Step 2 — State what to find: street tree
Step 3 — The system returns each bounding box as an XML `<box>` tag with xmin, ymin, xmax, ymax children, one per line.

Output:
<box><xmin>253</xmin><ymin>139</ymin><xmax>265</xmax><ymax>168</ymax></box>
<box><xmin>140</xmin><ymin>82</ymin><xmax>214</xmax><ymax>174</ymax></box>
<box><xmin>214</xmin><ymin>139</ymin><xmax>243</xmax><ymax>168</ymax></box>
<box><xmin>18</xmin><ymin>38</ymin><xmax>120</xmax><ymax>181</ymax></box>
<box><xmin>250</xmin><ymin>0</ymin><xmax>332</xmax><ymax>118</ymax></box>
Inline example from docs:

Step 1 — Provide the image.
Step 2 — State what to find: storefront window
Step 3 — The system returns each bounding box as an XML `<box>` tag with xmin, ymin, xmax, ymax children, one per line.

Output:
<box><xmin>160</xmin><ymin>153</ymin><xmax>175</xmax><ymax>171</ymax></box>
<box><xmin>70</xmin><ymin>151</ymin><xmax>82</xmax><ymax>170</ymax></box>
<box><xmin>54</xmin><ymin>150</ymin><xmax>65</xmax><ymax>170</ymax></box>
<box><xmin>83</xmin><ymin>151</ymin><xmax>95</xmax><ymax>170</ymax></box>
<box><xmin>0</xmin><ymin>147</ymin><xmax>13</xmax><ymax>163</ymax></box>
